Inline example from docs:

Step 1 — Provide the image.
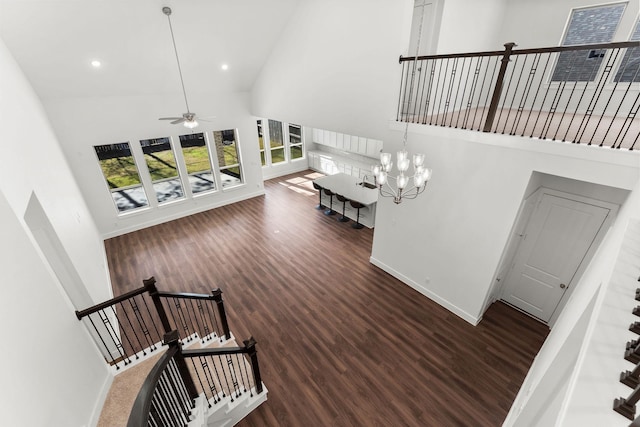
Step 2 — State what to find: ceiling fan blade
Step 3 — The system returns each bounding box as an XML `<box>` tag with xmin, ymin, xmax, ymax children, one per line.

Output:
<box><xmin>170</xmin><ymin>118</ymin><xmax>186</xmax><ymax>125</ymax></box>
<box><xmin>159</xmin><ymin>117</ymin><xmax>182</xmax><ymax>121</ymax></box>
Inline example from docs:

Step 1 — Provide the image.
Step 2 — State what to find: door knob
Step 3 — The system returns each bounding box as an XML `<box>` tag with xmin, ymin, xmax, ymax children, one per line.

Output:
<box><xmin>560</xmin><ymin>283</ymin><xmax>566</xmax><ymax>289</ymax></box>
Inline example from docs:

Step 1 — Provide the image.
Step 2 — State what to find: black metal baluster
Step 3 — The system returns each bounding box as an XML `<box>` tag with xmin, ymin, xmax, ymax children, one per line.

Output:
<box><xmin>442</xmin><ymin>57</ymin><xmax>459</xmax><ymax>126</ymax></box>
<box><xmin>465</xmin><ymin>57</ymin><xmax>484</xmax><ymax>129</ymax></box>
<box><xmin>455</xmin><ymin>56</ymin><xmax>472</xmax><ymax>128</ymax></box>
<box><xmin>599</xmin><ymin>48</ymin><xmax>637</xmax><ymax>147</ymax></box>
<box><xmin>611</xmin><ymin>65</ymin><xmax>640</xmax><ymax>149</ymax></box>
<box><xmin>583</xmin><ymin>48</ymin><xmax>622</xmax><ymax>145</ymax></box>
<box><xmin>575</xmin><ymin>49</ymin><xmax>618</xmax><ymax>144</ymax></box>
<box><xmin>410</xmin><ymin>59</ymin><xmax>423</xmax><ymax>123</ymax></box>
<box><xmin>210</xmin><ymin>354</ymin><xmax>231</xmax><ymax>401</ymax></box>
<box><xmin>235</xmin><ymin>353</ymin><xmax>250</xmax><ymax>395</ymax></box>
<box><xmin>173</xmin><ymin>298</ymin><xmax>193</xmax><ymax>342</ymax></box>
<box><xmin>423</xmin><ymin>60</ymin><xmax>437</xmax><ymax>124</ymax></box>
<box><xmin>479</xmin><ymin>55</ymin><xmax>501</xmax><ymax>131</ymax></box>
<box><xmin>202</xmin><ymin>300</ymin><xmax>220</xmax><ymax>341</ymax></box>
<box><xmin>238</xmin><ymin>353</ymin><xmax>253</xmax><ymax>397</ymax></box>
<box><xmin>195</xmin><ymin>300</ymin><xmax>210</xmax><ymax>344</ymax></box>
<box><xmin>435</xmin><ymin>58</ymin><xmax>450</xmax><ymax>125</ymax></box>
<box><xmin>84</xmin><ymin>313</ymin><xmax>118</xmax><ymax>367</ymax></box>
<box><xmin>126</xmin><ymin>297</ymin><xmax>150</xmax><ymax>353</ymax></box>
<box><xmin>117</xmin><ymin>300</ymin><xmax>145</xmax><ymax>357</ymax></box>
<box><xmin>140</xmin><ymin>293</ymin><xmax>163</xmax><ymax>348</ymax></box>
<box><xmin>109</xmin><ymin>304</ymin><xmax>138</xmax><ymax>360</ymax></box>
<box><xmin>226</xmin><ymin>354</ymin><xmax>241</xmax><ymax>399</ymax></box>
<box><xmin>523</xmin><ymin>52</ymin><xmax>552</xmax><ymax>137</ymax></box>
<box><xmin>182</xmin><ymin>299</ymin><xmax>200</xmax><ymax>341</ymax></box>
<box><xmin>496</xmin><ymin>54</ymin><xmax>521</xmax><ymax>134</ymax></box>
<box><xmin>416</xmin><ymin>59</ymin><xmax>430</xmax><ymax>123</ymax></box>
<box><xmin>510</xmin><ymin>53</ymin><xmax>539</xmax><ymax>135</ymax></box>
<box><xmin>185</xmin><ymin>299</ymin><xmax>206</xmax><ymax>342</ymax></box>
<box><xmin>200</xmin><ymin>355</ymin><xmax>222</xmax><ymax>403</ymax></box>
<box><xmin>401</xmin><ymin>59</ymin><xmax>412</xmax><ymax>121</ymax></box>
<box><xmin>98</xmin><ymin>309</ymin><xmax>130</xmax><ymax>366</ymax></box>
<box><xmin>188</xmin><ymin>357</ymin><xmax>213</xmax><ymax>407</ymax></box>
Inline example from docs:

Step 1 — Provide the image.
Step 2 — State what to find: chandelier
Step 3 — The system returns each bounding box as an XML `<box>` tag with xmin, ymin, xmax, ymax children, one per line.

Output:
<box><xmin>371</xmin><ymin>4</ymin><xmax>432</xmax><ymax>204</ymax></box>
<box><xmin>372</xmin><ymin>146</ymin><xmax>432</xmax><ymax>204</ymax></box>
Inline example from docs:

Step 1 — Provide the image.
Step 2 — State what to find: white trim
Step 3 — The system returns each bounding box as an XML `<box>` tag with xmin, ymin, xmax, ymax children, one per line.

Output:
<box><xmin>88</xmin><ymin>374</ymin><xmax>114</xmax><ymax>427</ymax></box>
<box><xmin>369</xmin><ymin>256</ymin><xmax>481</xmax><ymax>325</ymax></box>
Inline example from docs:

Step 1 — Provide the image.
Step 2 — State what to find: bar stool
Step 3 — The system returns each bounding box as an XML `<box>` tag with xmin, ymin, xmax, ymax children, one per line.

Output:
<box><xmin>349</xmin><ymin>200</ymin><xmax>365</xmax><ymax>229</ymax></box>
<box><xmin>335</xmin><ymin>194</ymin><xmax>350</xmax><ymax>223</ymax></box>
<box><xmin>312</xmin><ymin>182</ymin><xmax>324</xmax><ymax>210</ymax></box>
<box><xmin>323</xmin><ymin>189</ymin><xmax>337</xmax><ymax>215</ymax></box>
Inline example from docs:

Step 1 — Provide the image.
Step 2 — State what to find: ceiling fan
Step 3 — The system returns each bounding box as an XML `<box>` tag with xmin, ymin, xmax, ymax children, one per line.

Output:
<box><xmin>159</xmin><ymin>7</ymin><xmax>212</xmax><ymax>129</ymax></box>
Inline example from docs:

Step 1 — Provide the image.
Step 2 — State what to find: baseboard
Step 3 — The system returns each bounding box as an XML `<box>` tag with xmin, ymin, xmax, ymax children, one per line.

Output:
<box><xmin>102</xmin><ymin>189</ymin><xmax>266</xmax><ymax>239</ymax></box>
<box><xmin>369</xmin><ymin>256</ymin><xmax>481</xmax><ymax>326</ymax></box>
<box><xmin>88</xmin><ymin>371</ymin><xmax>114</xmax><ymax>427</ymax></box>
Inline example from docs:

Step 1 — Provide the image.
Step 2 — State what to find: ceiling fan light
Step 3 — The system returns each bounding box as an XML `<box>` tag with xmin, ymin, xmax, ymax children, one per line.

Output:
<box><xmin>183</xmin><ymin>119</ymin><xmax>199</xmax><ymax>129</ymax></box>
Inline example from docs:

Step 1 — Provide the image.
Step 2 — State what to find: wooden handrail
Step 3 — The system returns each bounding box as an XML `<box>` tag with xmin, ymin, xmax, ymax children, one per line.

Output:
<box><xmin>399</xmin><ymin>40</ymin><xmax>640</xmax><ymax>62</ymax></box>
<box><xmin>127</xmin><ymin>344</ymin><xmax>180</xmax><ymax>427</ymax></box>
<box><xmin>75</xmin><ymin>285</ymin><xmax>147</xmax><ymax>319</ymax></box>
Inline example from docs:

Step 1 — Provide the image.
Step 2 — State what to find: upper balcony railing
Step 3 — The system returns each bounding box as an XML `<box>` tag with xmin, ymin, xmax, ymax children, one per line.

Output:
<box><xmin>397</xmin><ymin>41</ymin><xmax>640</xmax><ymax>150</ymax></box>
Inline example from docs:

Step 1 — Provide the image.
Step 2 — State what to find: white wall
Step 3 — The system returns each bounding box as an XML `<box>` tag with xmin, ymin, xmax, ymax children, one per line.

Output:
<box><xmin>0</xmin><ymin>39</ymin><xmax>111</xmax><ymax>305</ymax></box>
<box><xmin>0</xmin><ymin>37</ymin><xmax>110</xmax><ymax>427</ymax></box>
<box><xmin>44</xmin><ymin>92</ymin><xmax>266</xmax><ymax>238</ymax></box>
<box><xmin>251</xmin><ymin>0</ymin><xmax>413</xmax><ymax>140</ymax></box>
<box><xmin>370</xmin><ymin>122</ymin><xmax>640</xmax><ymax>324</ymax></box>
<box><xmin>436</xmin><ymin>0</ymin><xmax>508</xmax><ymax>53</ymax></box>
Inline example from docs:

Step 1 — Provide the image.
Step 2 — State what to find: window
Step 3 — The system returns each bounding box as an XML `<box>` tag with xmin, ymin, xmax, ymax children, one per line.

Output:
<box><xmin>289</xmin><ymin>124</ymin><xmax>303</xmax><ymax>160</ymax></box>
<box><xmin>140</xmin><ymin>137</ymin><xmax>185</xmax><ymax>204</ymax></box>
<box><xmin>256</xmin><ymin>119</ymin><xmax>305</xmax><ymax>167</ymax></box>
<box><xmin>552</xmin><ymin>3</ymin><xmax>626</xmax><ymax>82</ymax></box>
<box><xmin>615</xmin><ymin>18</ymin><xmax>640</xmax><ymax>82</ymax></box>
<box><xmin>212</xmin><ymin>129</ymin><xmax>243</xmax><ymax>188</ymax></box>
<box><xmin>257</xmin><ymin>120</ymin><xmax>266</xmax><ymax>166</ymax></box>
<box><xmin>178</xmin><ymin>132</ymin><xmax>216</xmax><ymax>194</ymax></box>
<box><xmin>268</xmin><ymin>119</ymin><xmax>286</xmax><ymax>164</ymax></box>
<box><xmin>94</xmin><ymin>142</ymin><xmax>149</xmax><ymax>213</ymax></box>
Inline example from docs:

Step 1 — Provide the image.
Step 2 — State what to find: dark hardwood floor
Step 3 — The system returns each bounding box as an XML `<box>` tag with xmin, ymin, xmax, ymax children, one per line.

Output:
<box><xmin>104</xmin><ymin>170</ymin><xmax>549</xmax><ymax>427</ymax></box>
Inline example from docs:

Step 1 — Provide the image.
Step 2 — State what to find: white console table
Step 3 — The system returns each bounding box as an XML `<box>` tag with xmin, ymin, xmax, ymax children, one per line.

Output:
<box><xmin>313</xmin><ymin>173</ymin><xmax>378</xmax><ymax>228</ymax></box>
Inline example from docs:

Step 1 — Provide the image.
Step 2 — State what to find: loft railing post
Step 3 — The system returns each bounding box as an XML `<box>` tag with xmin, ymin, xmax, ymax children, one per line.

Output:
<box><xmin>212</xmin><ymin>289</ymin><xmax>231</xmax><ymax>340</ymax></box>
<box><xmin>243</xmin><ymin>337</ymin><xmax>263</xmax><ymax>394</ymax></box>
<box><xmin>144</xmin><ymin>277</ymin><xmax>172</xmax><ymax>334</ymax></box>
<box><xmin>164</xmin><ymin>330</ymin><xmax>199</xmax><ymax>401</ymax></box>
<box><xmin>483</xmin><ymin>42</ymin><xmax>517</xmax><ymax>132</ymax></box>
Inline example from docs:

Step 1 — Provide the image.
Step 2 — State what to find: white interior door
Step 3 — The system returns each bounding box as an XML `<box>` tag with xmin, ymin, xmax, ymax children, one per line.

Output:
<box><xmin>501</xmin><ymin>192</ymin><xmax>610</xmax><ymax>322</ymax></box>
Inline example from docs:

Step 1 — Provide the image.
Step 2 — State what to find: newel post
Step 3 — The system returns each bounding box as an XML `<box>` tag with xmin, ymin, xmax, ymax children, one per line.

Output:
<box><xmin>143</xmin><ymin>276</ymin><xmax>172</xmax><ymax>334</ymax></box>
<box><xmin>243</xmin><ymin>337</ymin><xmax>263</xmax><ymax>394</ymax></box>
<box><xmin>212</xmin><ymin>289</ymin><xmax>231</xmax><ymax>341</ymax></box>
<box><xmin>483</xmin><ymin>42</ymin><xmax>517</xmax><ymax>132</ymax></box>
<box><xmin>164</xmin><ymin>330</ymin><xmax>199</xmax><ymax>400</ymax></box>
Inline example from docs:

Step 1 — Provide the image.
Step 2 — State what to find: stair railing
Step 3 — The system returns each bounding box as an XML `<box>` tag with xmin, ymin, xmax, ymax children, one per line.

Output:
<box><xmin>397</xmin><ymin>40</ymin><xmax>640</xmax><ymax>150</ymax></box>
<box><xmin>128</xmin><ymin>330</ymin><xmax>264</xmax><ymax>427</ymax></box>
<box><xmin>76</xmin><ymin>276</ymin><xmax>231</xmax><ymax>369</ymax></box>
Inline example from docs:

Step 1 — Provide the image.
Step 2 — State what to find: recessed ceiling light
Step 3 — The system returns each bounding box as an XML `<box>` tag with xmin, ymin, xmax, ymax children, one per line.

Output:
<box><xmin>221</xmin><ymin>64</ymin><xmax>229</xmax><ymax>71</ymax></box>
<box><xmin>91</xmin><ymin>60</ymin><xmax>101</xmax><ymax>68</ymax></box>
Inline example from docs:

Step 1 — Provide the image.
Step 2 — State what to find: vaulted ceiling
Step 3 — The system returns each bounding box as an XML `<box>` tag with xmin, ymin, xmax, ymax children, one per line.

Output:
<box><xmin>0</xmin><ymin>0</ymin><xmax>300</xmax><ymax>99</ymax></box>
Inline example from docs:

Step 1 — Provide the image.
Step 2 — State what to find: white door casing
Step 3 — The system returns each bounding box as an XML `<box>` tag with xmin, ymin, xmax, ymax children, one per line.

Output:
<box><xmin>501</xmin><ymin>190</ymin><xmax>611</xmax><ymax>323</ymax></box>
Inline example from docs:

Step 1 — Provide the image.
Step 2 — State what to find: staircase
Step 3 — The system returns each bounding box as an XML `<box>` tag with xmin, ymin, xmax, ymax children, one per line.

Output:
<box><xmin>76</xmin><ymin>277</ymin><xmax>267</xmax><ymax>426</ymax></box>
